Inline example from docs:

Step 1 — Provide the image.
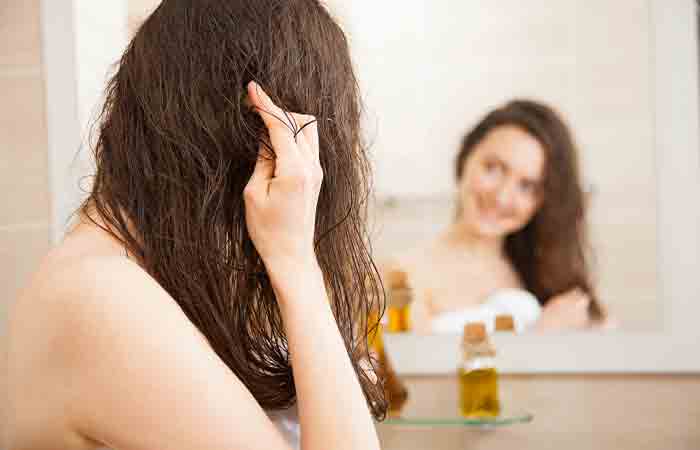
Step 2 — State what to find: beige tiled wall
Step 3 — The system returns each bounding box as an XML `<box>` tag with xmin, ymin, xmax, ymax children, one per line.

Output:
<box><xmin>378</xmin><ymin>374</ymin><xmax>700</xmax><ymax>450</ymax></box>
<box><xmin>0</xmin><ymin>0</ymin><xmax>51</xmax><ymax>431</ymax></box>
<box><xmin>0</xmin><ymin>1</ymin><xmax>50</xmax><ymax>328</ymax></box>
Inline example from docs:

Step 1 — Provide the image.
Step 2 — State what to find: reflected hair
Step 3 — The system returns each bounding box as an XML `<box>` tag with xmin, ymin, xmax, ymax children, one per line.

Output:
<box><xmin>76</xmin><ymin>0</ymin><xmax>387</xmax><ymax>417</ymax></box>
<box><xmin>455</xmin><ymin>100</ymin><xmax>603</xmax><ymax>319</ymax></box>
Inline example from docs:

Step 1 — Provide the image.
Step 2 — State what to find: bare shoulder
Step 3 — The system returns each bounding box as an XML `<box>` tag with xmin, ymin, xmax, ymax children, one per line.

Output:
<box><xmin>5</xmin><ymin>255</ymin><xmax>184</xmax><ymax>447</ymax></box>
<box><xmin>8</xmin><ymin>254</ymin><xmax>289</xmax><ymax>450</ymax></box>
<box><xmin>377</xmin><ymin>241</ymin><xmax>441</xmax><ymax>292</ymax></box>
<box><xmin>10</xmin><ymin>254</ymin><xmax>198</xmax><ymax>359</ymax></box>
<box><xmin>8</xmin><ymin>253</ymin><xmax>211</xmax><ymax>388</ymax></box>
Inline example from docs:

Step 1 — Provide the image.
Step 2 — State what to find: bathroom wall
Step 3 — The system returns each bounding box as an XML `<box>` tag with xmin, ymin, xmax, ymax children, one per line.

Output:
<box><xmin>0</xmin><ymin>0</ymin><xmax>129</xmax><ymax>318</ymax></box>
<box><xmin>0</xmin><ymin>1</ymin><xmax>51</xmax><ymax>335</ymax></box>
<box><xmin>0</xmin><ymin>0</ymin><xmax>51</xmax><ymax>432</ymax></box>
<box><xmin>0</xmin><ymin>0</ymin><xmax>128</xmax><ymax>322</ymax></box>
<box><xmin>377</xmin><ymin>374</ymin><xmax>700</xmax><ymax>449</ymax></box>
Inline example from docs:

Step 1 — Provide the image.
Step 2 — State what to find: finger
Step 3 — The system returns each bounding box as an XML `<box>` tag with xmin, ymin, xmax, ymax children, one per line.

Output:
<box><xmin>247</xmin><ymin>81</ymin><xmax>300</xmax><ymax>162</ymax></box>
<box><xmin>290</xmin><ymin>119</ymin><xmax>312</xmax><ymax>159</ymax></box>
<box><xmin>293</xmin><ymin>113</ymin><xmax>319</xmax><ymax>162</ymax></box>
<box><xmin>290</xmin><ymin>113</ymin><xmax>322</xmax><ymax>196</ymax></box>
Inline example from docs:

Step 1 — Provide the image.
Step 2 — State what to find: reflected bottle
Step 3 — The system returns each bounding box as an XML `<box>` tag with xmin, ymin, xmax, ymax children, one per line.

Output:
<box><xmin>459</xmin><ymin>322</ymin><xmax>500</xmax><ymax>418</ymax></box>
<box><xmin>494</xmin><ymin>314</ymin><xmax>515</xmax><ymax>333</ymax></box>
<box><xmin>385</xmin><ymin>269</ymin><xmax>412</xmax><ymax>333</ymax></box>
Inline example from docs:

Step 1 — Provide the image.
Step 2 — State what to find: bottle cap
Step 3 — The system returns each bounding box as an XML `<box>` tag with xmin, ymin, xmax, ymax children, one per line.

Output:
<box><xmin>386</xmin><ymin>268</ymin><xmax>409</xmax><ymax>290</ymax></box>
<box><xmin>494</xmin><ymin>314</ymin><xmax>515</xmax><ymax>332</ymax></box>
<box><xmin>463</xmin><ymin>322</ymin><xmax>487</xmax><ymax>343</ymax></box>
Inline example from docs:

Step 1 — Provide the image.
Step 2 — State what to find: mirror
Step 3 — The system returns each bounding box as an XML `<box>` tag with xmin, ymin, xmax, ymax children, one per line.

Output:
<box><xmin>35</xmin><ymin>0</ymin><xmax>699</xmax><ymax>377</ymax></box>
<box><xmin>334</xmin><ymin>0</ymin><xmax>661</xmax><ymax>334</ymax></box>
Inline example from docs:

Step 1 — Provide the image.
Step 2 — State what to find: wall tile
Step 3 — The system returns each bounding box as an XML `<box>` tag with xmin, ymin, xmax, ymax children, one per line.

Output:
<box><xmin>0</xmin><ymin>74</ymin><xmax>50</xmax><ymax>226</ymax></box>
<box><xmin>0</xmin><ymin>0</ymin><xmax>43</xmax><ymax>68</ymax></box>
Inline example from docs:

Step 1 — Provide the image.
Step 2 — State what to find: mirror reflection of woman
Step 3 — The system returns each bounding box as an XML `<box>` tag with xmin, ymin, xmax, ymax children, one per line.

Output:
<box><xmin>387</xmin><ymin>100</ymin><xmax>614</xmax><ymax>334</ymax></box>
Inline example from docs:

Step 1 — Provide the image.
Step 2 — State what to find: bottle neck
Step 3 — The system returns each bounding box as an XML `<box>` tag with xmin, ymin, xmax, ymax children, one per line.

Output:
<box><xmin>461</xmin><ymin>355</ymin><xmax>497</xmax><ymax>371</ymax></box>
<box><xmin>462</xmin><ymin>340</ymin><xmax>497</xmax><ymax>369</ymax></box>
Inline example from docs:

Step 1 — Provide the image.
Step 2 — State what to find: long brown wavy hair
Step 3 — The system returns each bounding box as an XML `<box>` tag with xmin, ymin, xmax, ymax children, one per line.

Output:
<box><xmin>455</xmin><ymin>100</ymin><xmax>603</xmax><ymax>319</ymax></box>
<box><xmin>76</xmin><ymin>0</ymin><xmax>387</xmax><ymax>418</ymax></box>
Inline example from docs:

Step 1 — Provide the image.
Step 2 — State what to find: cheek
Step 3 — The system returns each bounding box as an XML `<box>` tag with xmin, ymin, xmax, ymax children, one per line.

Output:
<box><xmin>467</xmin><ymin>171</ymin><xmax>495</xmax><ymax>197</ymax></box>
<box><xmin>514</xmin><ymin>198</ymin><xmax>540</xmax><ymax>223</ymax></box>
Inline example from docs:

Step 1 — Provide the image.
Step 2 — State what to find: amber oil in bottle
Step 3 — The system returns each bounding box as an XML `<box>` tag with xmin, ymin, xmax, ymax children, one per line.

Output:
<box><xmin>385</xmin><ymin>269</ymin><xmax>412</xmax><ymax>333</ymax></box>
<box><xmin>459</xmin><ymin>322</ymin><xmax>500</xmax><ymax>418</ymax></box>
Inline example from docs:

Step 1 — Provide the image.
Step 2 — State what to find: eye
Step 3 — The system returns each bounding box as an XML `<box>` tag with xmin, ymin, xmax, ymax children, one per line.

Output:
<box><xmin>484</xmin><ymin>161</ymin><xmax>502</xmax><ymax>174</ymax></box>
<box><xmin>519</xmin><ymin>180</ymin><xmax>538</xmax><ymax>195</ymax></box>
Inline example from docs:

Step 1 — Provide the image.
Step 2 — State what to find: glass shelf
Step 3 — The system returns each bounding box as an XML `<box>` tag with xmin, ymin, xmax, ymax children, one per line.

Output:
<box><xmin>380</xmin><ymin>409</ymin><xmax>533</xmax><ymax>428</ymax></box>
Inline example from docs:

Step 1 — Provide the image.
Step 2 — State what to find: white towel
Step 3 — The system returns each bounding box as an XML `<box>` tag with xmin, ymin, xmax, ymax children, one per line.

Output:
<box><xmin>266</xmin><ymin>404</ymin><xmax>301</xmax><ymax>450</ymax></box>
<box><xmin>430</xmin><ymin>288</ymin><xmax>542</xmax><ymax>334</ymax></box>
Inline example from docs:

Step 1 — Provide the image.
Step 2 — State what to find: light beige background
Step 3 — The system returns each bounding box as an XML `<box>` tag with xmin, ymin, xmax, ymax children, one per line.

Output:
<box><xmin>0</xmin><ymin>0</ymin><xmax>51</xmax><ymax>336</ymax></box>
<box><xmin>1</xmin><ymin>0</ymin><xmax>51</xmax><ymax>433</ymax></box>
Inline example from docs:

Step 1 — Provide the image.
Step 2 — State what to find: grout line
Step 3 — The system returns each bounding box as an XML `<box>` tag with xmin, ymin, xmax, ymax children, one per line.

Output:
<box><xmin>0</xmin><ymin>222</ymin><xmax>49</xmax><ymax>232</ymax></box>
<box><xmin>0</xmin><ymin>66</ymin><xmax>43</xmax><ymax>77</ymax></box>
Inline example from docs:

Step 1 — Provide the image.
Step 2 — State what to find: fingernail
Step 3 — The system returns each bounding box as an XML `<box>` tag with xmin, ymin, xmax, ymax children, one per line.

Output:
<box><xmin>251</xmin><ymin>81</ymin><xmax>267</xmax><ymax>100</ymax></box>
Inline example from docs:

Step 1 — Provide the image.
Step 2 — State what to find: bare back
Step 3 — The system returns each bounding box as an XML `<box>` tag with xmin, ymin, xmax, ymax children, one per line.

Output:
<box><xmin>5</xmin><ymin>217</ymin><xmax>127</xmax><ymax>449</ymax></box>
<box><xmin>4</xmin><ymin>216</ymin><xmax>292</xmax><ymax>450</ymax></box>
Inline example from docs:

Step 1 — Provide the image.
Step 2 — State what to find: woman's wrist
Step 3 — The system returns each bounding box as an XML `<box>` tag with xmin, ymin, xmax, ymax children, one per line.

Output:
<box><xmin>265</xmin><ymin>257</ymin><xmax>325</xmax><ymax>301</ymax></box>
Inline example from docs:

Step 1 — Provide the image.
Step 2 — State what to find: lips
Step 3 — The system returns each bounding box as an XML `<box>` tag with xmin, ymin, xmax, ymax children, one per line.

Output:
<box><xmin>476</xmin><ymin>197</ymin><xmax>504</xmax><ymax>222</ymax></box>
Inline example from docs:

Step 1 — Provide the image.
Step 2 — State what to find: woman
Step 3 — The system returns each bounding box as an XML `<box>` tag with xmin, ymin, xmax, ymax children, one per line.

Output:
<box><xmin>387</xmin><ymin>100</ymin><xmax>611</xmax><ymax>334</ymax></box>
<box><xmin>5</xmin><ymin>2</ymin><xmax>385</xmax><ymax>449</ymax></box>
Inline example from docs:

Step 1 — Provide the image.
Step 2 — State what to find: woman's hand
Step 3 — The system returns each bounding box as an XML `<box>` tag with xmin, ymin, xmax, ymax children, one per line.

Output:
<box><xmin>242</xmin><ymin>83</ymin><xmax>381</xmax><ymax>450</ymax></box>
<box><xmin>535</xmin><ymin>288</ymin><xmax>592</xmax><ymax>332</ymax></box>
<box><xmin>243</xmin><ymin>81</ymin><xmax>323</xmax><ymax>278</ymax></box>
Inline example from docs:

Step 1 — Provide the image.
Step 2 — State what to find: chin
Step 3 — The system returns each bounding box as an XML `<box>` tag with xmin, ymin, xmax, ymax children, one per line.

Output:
<box><xmin>474</xmin><ymin>221</ymin><xmax>508</xmax><ymax>238</ymax></box>
<box><xmin>475</xmin><ymin>219</ymin><xmax>522</xmax><ymax>238</ymax></box>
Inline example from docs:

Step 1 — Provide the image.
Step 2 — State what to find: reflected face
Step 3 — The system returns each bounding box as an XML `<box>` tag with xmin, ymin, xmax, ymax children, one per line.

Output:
<box><xmin>458</xmin><ymin>125</ymin><xmax>546</xmax><ymax>238</ymax></box>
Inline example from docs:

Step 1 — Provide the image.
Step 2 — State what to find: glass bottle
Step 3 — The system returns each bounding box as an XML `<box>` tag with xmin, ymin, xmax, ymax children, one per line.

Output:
<box><xmin>459</xmin><ymin>322</ymin><xmax>500</xmax><ymax>418</ymax></box>
<box><xmin>494</xmin><ymin>314</ymin><xmax>515</xmax><ymax>332</ymax></box>
<box><xmin>385</xmin><ymin>268</ymin><xmax>412</xmax><ymax>332</ymax></box>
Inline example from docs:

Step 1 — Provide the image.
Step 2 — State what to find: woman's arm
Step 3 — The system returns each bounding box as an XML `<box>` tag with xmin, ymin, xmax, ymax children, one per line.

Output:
<box><xmin>271</xmin><ymin>266</ymin><xmax>381</xmax><ymax>450</ymax></box>
<box><xmin>243</xmin><ymin>81</ymin><xmax>381</xmax><ymax>449</ymax></box>
<box><xmin>535</xmin><ymin>288</ymin><xmax>592</xmax><ymax>331</ymax></box>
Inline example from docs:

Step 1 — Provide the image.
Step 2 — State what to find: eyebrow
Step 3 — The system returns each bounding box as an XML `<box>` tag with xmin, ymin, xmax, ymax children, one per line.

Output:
<box><xmin>491</xmin><ymin>155</ymin><xmax>542</xmax><ymax>185</ymax></box>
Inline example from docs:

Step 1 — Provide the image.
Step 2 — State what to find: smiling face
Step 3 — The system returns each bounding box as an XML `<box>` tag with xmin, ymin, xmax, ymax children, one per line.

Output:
<box><xmin>458</xmin><ymin>125</ymin><xmax>546</xmax><ymax>238</ymax></box>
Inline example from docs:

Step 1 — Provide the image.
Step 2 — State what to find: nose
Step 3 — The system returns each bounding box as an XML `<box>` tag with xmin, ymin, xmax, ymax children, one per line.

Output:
<box><xmin>494</xmin><ymin>182</ymin><xmax>517</xmax><ymax>210</ymax></box>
